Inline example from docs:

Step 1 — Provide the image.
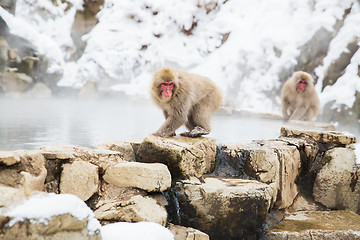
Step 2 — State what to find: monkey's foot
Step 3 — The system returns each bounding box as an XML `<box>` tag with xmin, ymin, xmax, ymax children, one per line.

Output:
<box><xmin>181</xmin><ymin>126</ymin><xmax>209</xmax><ymax>138</ymax></box>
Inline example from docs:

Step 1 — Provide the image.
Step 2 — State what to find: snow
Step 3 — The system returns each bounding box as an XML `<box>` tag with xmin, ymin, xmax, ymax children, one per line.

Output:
<box><xmin>101</xmin><ymin>222</ymin><xmax>174</xmax><ymax>240</ymax></box>
<box><xmin>1</xmin><ymin>193</ymin><xmax>101</xmax><ymax>234</ymax></box>
<box><xmin>0</xmin><ymin>192</ymin><xmax>174</xmax><ymax>240</ymax></box>
<box><xmin>0</xmin><ymin>0</ymin><xmax>358</xmax><ymax>112</ymax></box>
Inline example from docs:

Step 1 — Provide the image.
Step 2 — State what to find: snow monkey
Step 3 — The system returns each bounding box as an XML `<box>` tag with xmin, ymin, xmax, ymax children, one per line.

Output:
<box><xmin>150</xmin><ymin>67</ymin><xmax>222</xmax><ymax>137</ymax></box>
<box><xmin>281</xmin><ymin>71</ymin><xmax>320</xmax><ymax>121</ymax></box>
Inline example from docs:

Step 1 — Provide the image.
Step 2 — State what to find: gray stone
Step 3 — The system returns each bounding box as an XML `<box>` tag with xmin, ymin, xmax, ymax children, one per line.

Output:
<box><xmin>103</xmin><ymin>162</ymin><xmax>171</xmax><ymax>192</ymax></box>
<box><xmin>219</xmin><ymin>140</ymin><xmax>301</xmax><ymax>209</ymax></box>
<box><xmin>0</xmin><ymin>72</ymin><xmax>32</xmax><ymax>93</ymax></box>
<box><xmin>174</xmin><ymin>177</ymin><xmax>274</xmax><ymax>240</ymax></box>
<box><xmin>313</xmin><ymin>147</ymin><xmax>360</xmax><ymax>213</ymax></box>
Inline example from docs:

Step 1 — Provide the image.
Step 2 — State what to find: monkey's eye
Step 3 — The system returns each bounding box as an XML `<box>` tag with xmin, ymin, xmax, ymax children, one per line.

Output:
<box><xmin>299</xmin><ymin>80</ymin><xmax>307</xmax><ymax>84</ymax></box>
<box><xmin>161</xmin><ymin>82</ymin><xmax>174</xmax><ymax>87</ymax></box>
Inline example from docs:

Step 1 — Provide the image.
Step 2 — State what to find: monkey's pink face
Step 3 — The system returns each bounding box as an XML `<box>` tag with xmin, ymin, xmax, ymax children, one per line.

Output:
<box><xmin>298</xmin><ymin>80</ymin><xmax>307</xmax><ymax>92</ymax></box>
<box><xmin>161</xmin><ymin>81</ymin><xmax>174</xmax><ymax>99</ymax></box>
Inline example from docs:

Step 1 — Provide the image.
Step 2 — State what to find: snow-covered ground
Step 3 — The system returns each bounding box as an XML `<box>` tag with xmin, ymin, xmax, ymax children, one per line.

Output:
<box><xmin>1</xmin><ymin>0</ymin><xmax>359</xmax><ymax>112</ymax></box>
<box><xmin>1</xmin><ymin>193</ymin><xmax>174</xmax><ymax>240</ymax></box>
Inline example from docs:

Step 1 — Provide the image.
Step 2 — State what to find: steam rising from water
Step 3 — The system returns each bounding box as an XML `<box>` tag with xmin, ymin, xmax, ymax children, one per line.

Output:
<box><xmin>0</xmin><ymin>97</ymin><xmax>282</xmax><ymax>150</ymax></box>
<box><xmin>0</xmin><ymin>97</ymin><xmax>358</xmax><ymax>165</ymax></box>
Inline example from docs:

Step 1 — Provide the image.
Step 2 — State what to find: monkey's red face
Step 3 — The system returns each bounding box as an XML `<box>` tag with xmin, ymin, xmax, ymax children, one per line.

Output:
<box><xmin>161</xmin><ymin>81</ymin><xmax>174</xmax><ymax>99</ymax></box>
<box><xmin>298</xmin><ymin>80</ymin><xmax>307</xmax><ymax>92</ymax></box>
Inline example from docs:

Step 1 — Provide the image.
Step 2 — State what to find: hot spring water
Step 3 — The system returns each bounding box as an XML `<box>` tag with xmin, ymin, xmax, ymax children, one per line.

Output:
<box><xmin>0</xmin><ymin>97</ymin><xmax>358</xmax><ymax>152</ymax></box>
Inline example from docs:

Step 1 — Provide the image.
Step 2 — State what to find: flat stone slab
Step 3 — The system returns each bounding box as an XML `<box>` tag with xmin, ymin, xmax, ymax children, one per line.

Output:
<box><xmin>280</xmin><ymin>127</ymin><xmax>357</xmax><ymax>145</ymax></box>
<box><xmin>265</xmin><ymin>210</ymin><xmax>360</xmax><ymax>239</ymax></box>
<box><xmin>136</xmin><ymin>136</ymin><xmax>217</xmax><ymax>179</ymax></box>
<box><xmin>103</xmin><ymin>162</ymin><xmax>171</xmax><ymax>192</ymax></box>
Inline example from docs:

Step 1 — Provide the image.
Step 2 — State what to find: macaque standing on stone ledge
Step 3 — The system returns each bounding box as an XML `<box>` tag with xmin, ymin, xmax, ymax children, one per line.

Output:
<box><xmin>281</xmin><ymin>71</ymin><xmax>320</xmax><ymax>121</ymax></box>
<box><xmin>150</xmin><ymin>67</ymin><xmax>222</xmax><ymax>137</ymax></box>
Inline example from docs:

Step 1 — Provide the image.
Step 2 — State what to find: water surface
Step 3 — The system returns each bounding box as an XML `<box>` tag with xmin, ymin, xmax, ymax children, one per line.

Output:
<box><xmin>0</xmin><ymin>97</ymin><xmax>358</xmax><ymax>151</ymax></box>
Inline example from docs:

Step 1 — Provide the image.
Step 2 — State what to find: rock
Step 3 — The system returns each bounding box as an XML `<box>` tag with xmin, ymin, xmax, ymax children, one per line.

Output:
<box><xmin>79</xmin><ymin>81</ymin><xmax>98</xmax><ymax>98</ymax></box>
<box><xmin>0</xmin><ymin>185</ymin><xmax>27</xmax><ymax>208</ymax></box>
<box><xmin>103</xmin><ymin>162</ymin><xmax>171</xmax><ymax>192</ymax></box>
<box><xmin>97</xmin><ymin>140</ymin><xmax>137</xmax><ymax>162</ymax></box>
<box><xmin>219</xmin><ymin>140</ymin><xmax>301</xmax><ymax>209</ymax></box>
<box><xmin>322</xmin><ymin>38</ymin><xmax>359</xmax><ymax>90</ymax></box>
<box><xmin>313</xmin><ymin>147</ymin><xmax>360</xmax><ymax>214</ymax></box>
<box><xmin>25</xmin><ymin>82</ymin><xmax>52</xmax><ymax>98</ymax></box>
<box><xmin>174</xmin><ymin>177</ymin><xmax>274</xmax><ymax>240</ymax></box>
<box><xmin>0</xmin><ymin>193</ymin><xmax>101</xmax><ymax>240</ymax></box>
<box><xmin>136</xmin><ymin>135</ymin><xmax>217</xmax><ymax>179</ymax></box>
<box><xmin>0</xmin><ymin>0</ymin><xmax>16</xmax><ymax>14</ymax></box>
<box><xmin>264</xmin><ymin>210</ymin><xmax>360</xmax><ymax>239</ymax></box>
<box><xmin>18</xmin><ymin>56</ymin><xmax>39</xmax><ymax>76</ymax></box>
<box><xmin>0</xmin><ymin>72</ymin><xmax>32</xmax><ymax>93</ymax></box>
<box><xmin>60</xmin><ymin>161</ymin><xmax>99</xmax><ymax>201</ymax></box>
<box><xmin>40</xmin><ymin>145</ymin><xmax>125</xmax><ymax>171</ymax></box>
<box><xmin>40</xmin><ymin>145</ymin><xmax>123</xmax><ymax>194</ymax></box>
<box><xmin>169</xmin><ymin>224</ymin><xmax>209</xmax><ymax>240</ymax></box>
<box><xmin>0</xmin><ymin>150</ymin><xmax>47</xmax><ymax>194</ymax></box>
<box><xmin>0</xmin><ymin>151</ymin><xmax>20</xmax><ymax>166</ymax></box>
<box><xmin>0</xmin><ymin>36</ymin><xmax>9</xmax><ymax>72</ymax></box>
<box><xmin>280</xmin><ymin>127</ymin><xmax>357</xmax><ymax>145</ymax></box>
<box><xmin>94</xmin><ymin>195</ymin><xmax>168</xmax><ymax>226</ymax></box>
<box><xmin>93</xmin><ymin>181</ymin><xmax>145</xmax><ymax>209</ymax></box>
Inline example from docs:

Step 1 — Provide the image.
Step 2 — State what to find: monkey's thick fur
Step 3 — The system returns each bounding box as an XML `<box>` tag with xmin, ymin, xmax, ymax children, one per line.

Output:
<box><xmin>151</xmin><ymin>67</ymin><xmax>222</xmax><ymax>137</ymax></box>
<box><xmin>281</xmin><ymin>71</ymin><xmax>320</xmax><ymax>121</ymax></box>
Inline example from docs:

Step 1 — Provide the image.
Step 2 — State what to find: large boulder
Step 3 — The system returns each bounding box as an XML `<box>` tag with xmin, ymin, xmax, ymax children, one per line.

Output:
<box><xmin>313</xmin><ymin>147</ymin><xmax>360</xmax><ymax>214</ymax></box>
<box><xmin>174</xmin><ymin>177</ymin><xmax>274</xmax><ymax>240</ymax></box>
<box><xmin>219</xmin><ymin>140</ymin><xmax>301</xmax><ymax>209</ymax></box>
<box><xmin>0</xmin><ymin>72</ymin><xmax>33</xmax><ymax>93</ymax></box>
<box><xmin>0</xmin><ymin>193</ymin><xmax>101</xmax><ymax>240</ymax></box>
<box><xmin>103</xmin><ymin>162</ymin><xmax>171</xmax><ymax>192</ymax></box>
<box><xmin>136</xmin><ymin>136</ymin><xmax>217</xmax><ymax>179</ymax></box>
<box><xmin>265</xmin><ymin>210</ymin><xmax>360</xmax><ymax>239</ymax></box>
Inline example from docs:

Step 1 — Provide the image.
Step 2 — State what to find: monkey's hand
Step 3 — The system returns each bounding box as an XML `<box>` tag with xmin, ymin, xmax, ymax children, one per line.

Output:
<box><xmin>152</xmin><ymin>131</ymin><xmax>176</xmax><ymax>137</ymax></box>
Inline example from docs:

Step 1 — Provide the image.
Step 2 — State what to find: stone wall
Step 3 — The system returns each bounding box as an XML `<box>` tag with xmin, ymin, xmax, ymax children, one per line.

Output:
<box><xmin>0</xmin><ymin>126</ymin><xmax>359</xmax><ymax>239</ymax></box>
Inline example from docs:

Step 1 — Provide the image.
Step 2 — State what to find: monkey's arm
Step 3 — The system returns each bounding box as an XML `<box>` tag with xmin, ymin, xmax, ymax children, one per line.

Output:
<box><xmin>154</xmin><ymin>114</ymin><xmax>186</xmax><ymax>137</ymax></box>
<box><xmin>154</xmin><ymin>100</ymin><xmax>191</xmax><ymax>137</ymax></box>
<box><xmin>289</xmin><ymin>104</ymin><xmax>308</xmax><ymax>120</ymax></box>
<box><xmin>281</xmin><ymin>98</ymin><xmax>290</xmax><ymax>120</ymax></box>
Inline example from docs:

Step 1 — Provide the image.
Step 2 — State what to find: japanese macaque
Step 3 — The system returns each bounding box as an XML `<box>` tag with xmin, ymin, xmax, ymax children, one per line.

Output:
<box><xmin>151</xmin><ymin>67</ymin><xmax>222</xmax><ymax>137</ymax></box>
<box><xmin>281</xmin><ymin>71</ymin><xmax>320</xmax><ymax>121</ymax></box>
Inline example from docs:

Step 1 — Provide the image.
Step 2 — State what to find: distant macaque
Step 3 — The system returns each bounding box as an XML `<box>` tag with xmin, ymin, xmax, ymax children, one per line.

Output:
<box><xmin>281</xmin><ymin>71</ymin><xmax>320</xmax><ymax>121</ymax></box>
<box><xmin>150</xmin><ymin>67</ymin><xmax>222</xmax><ymax>137</ymax></box>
